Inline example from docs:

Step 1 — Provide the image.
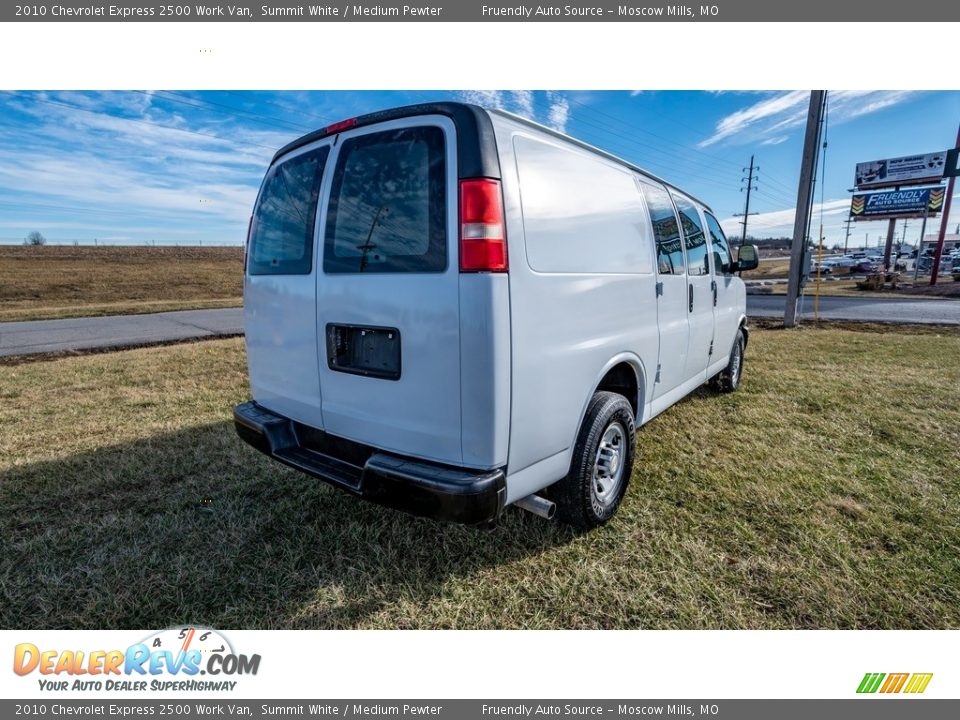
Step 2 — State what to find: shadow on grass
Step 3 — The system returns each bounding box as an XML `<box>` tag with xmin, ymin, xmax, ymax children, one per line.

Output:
<box><xmin>0</xmin><ymin>421</ymin><xmax>573</xmax><ymax>630</ymax></box>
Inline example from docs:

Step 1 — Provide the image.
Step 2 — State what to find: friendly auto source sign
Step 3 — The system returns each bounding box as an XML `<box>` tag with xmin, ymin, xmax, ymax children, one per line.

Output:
<box><xmin>850</xmin><ymin>187</ymin><xmax>945</xmax><ymax>220</ymax></box>
<box><xmin>854</xmin><ymin>152</ymin><xmax>947</xmax><ymax>189</ymax></box>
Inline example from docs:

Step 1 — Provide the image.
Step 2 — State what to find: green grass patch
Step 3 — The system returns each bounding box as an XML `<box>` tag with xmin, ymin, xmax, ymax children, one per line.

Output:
<box><xmin>1</xmin><ymin>327</ymin><xmax>959</xmax><ymax>629</ymax></box>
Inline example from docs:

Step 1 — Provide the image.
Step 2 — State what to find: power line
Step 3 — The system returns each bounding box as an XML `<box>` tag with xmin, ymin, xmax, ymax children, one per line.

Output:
<box><xmin>143</xmin><ymin>90</ymin><xmax>316</xmax><ymax>135</ymax></box>
<box><xmin>525</xmin><ymin>95</ymin><xmax>742</xmax><ymax>186</ymax></box>
<box><xmin>565</xmin><ymin>95</ymin><xmax>748</xmax><ymax>174</ymax></box>
<box><xmin>221</xmin><ymin>90</ymin><xmax>342</xmax><ymax>126</ymax></box>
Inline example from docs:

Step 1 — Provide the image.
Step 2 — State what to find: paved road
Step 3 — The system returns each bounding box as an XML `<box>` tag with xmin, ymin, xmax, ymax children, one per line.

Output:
<box><xmin>0</xmin><ymin>308</ymin><xmax>243</xmax><ymax>357</ymax></box>
<box><xmin>1</xmin><ymin>295</ymin><xmax>958</xmax><ymax>358</ymax></box>
<box><xmin>747</xmin><ymin>294</ymin><xmax>960</xmax><ymax>325</ymax></box>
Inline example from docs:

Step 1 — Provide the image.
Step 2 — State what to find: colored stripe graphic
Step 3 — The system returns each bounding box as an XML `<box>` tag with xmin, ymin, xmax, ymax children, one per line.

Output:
<box><xmin>857</xmin><ymin>672</ymin><xmax>932</xmax><ymax>694</ymax></box>
<box><xmin>880</xmin><ymin>673</ymin><xmax>909</xmax><ymax>693</ymax></box>
<box><xmin>904</xmin><ymin>673</ymin><xmax>933</xmax><ymax>694</ymax></box>
<box><xmin>857</xmin><ymin>673</ymin><xmax>885</xmax><ymax>693</ymax></box>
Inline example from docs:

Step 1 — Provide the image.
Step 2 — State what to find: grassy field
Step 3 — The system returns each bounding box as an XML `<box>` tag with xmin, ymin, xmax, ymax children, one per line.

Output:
<box><xmin>2</xmin><ymin>326</ymin><xmax>959</xmax><ymax>629</ymax></box>
<box><xmin>742</xmin><ymin>258</ymin><xmax>790</xmax><ymax>279</ymax></box>
<box><xmin>0</xmin><ymin>246</ymin><xmax>243</xmax><ymax>321</ymax></box>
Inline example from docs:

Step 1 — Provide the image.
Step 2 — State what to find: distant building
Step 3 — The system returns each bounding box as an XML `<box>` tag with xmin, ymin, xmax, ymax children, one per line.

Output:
<box><xmin>920</xmin><ymin>234</ymin><xmax>960</xmax><ymax>255</ymax></box>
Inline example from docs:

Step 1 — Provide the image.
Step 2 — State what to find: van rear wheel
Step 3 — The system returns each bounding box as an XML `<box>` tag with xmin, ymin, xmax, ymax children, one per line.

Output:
<box><xmin>553</xmin><ymin>391</ymin><xmax>635</xmax><ymax>531</ymax></box>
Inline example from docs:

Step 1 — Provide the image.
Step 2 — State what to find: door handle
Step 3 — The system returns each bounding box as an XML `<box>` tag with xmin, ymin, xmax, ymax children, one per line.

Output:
<box><xmin>688</xmin><ymin>284</ymin><xmax>694</xmax><ymax>312</ymax></box>
<box><xmin>711</xmin><ymin>280</ymin><xmax>718</xmax><ymax>307</ymax></box>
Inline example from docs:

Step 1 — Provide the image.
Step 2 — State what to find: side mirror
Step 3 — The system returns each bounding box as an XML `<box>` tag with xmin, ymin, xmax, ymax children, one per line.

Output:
<box><xmin>734</xmin><ymin>244</ymin><xmax>759</xmax><ymax>272</ymax></box>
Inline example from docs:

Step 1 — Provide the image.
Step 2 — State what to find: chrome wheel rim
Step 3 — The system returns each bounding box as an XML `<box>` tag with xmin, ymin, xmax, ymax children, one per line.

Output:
<box><xmin>592</xmin><ymin>422</ymin><xmax>626</xmax><ymax>514</ymax></box>
<box><xmin>731</xmin><ymin>341</ymin><xmax>742</xmax><ymax>385</ymax></box>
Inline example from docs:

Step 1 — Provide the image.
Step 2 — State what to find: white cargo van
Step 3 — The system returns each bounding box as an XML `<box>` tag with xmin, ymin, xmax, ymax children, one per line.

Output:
<box><xmin>234</xmin><ymin>102</ymin><xmax>758</xmax><ymax>530</ymax></box>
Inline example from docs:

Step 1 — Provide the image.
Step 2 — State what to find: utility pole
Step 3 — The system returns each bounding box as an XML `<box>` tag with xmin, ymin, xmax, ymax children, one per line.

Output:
<box><xmin>931</xmin><ymin>122</ymin><xmax>960</xmax><ymax>285</ymax></box>
<box><xmin>882</xmin><ymin>216</ymin><xmax>896</xmax><ymax>272</ymax></box>
<box><xmin>785</xmin><ymin>91</ymin><xmax>827</xmax><ymax>328</ymax></box>
<box><xmin>843</xmin><ymin>215</ymin><xmax>853</xmax><ymax>254</ymax></box>
<box><xmin>914</xmin><ymin>211</ymin><xmax>928</xmax><ymax>283</ymax></box>
<box><xmin>734</xmin><ymin>155</ymin><xmax>759</xmax><ymax>247</ymax></box>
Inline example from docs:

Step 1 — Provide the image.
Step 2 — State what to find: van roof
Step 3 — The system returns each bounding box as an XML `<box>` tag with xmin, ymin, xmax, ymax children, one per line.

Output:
<box><xmin>484</xmin><ymin>107</ymin><xmax>714</xmax><ymax>213</ymax></box>
<box><xmin>272</xmin><ymin>101</ymin><xmax>501</xmax><ymax>179</ymax></box>
<box><xmin>273</xmin><ymin>101</ymin><xmax>714</xmax><ymax>213</ymax></box>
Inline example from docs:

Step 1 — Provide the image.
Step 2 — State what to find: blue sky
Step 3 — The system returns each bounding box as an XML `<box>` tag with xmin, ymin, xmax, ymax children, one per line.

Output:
<box><xmin>0</xmin><ymin>90</ymin><xmax>957</xmax><ymax>247</ymax></box>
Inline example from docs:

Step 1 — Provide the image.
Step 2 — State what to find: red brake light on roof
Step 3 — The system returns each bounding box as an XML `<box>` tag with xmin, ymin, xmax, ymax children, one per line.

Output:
<box><xmin>324</xmin><ymin>117</ymin><xmax>358</xmax><ymax>135</ymax></box>
<box><xmin>459</xmin><ymin>178</ymin><xmax>507</xmax><ymax>272</ymax></box>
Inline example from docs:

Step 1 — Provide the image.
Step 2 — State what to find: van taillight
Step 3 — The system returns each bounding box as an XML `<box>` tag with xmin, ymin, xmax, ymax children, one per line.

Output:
<box><xmin>459</xmin><ymin>178</ymin><xmax>507</xmax><ymax>273</ymax></box>
<box><xmin>244</xmin><ymin>215</ymin><xmax>252</xmax><ymax>273</ymax></box>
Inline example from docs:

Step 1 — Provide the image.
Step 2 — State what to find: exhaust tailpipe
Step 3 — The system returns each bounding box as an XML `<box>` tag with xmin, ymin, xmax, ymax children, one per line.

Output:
<box><xmin>515</xmin><ymin>494</ymin><xmax>556</xmax><ymax>520</ymax></box>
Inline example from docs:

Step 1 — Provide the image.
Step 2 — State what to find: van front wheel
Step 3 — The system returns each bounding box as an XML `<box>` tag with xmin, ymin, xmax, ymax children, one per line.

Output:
<box><xmin>711</xmin><ymin>328</ymin><xmax>745</xmax><ymax>393</ymax></box>
<box><xmin>553</xmin><ymin>391</ymin><xmax>635</xmax><ymax>530</ymax></box>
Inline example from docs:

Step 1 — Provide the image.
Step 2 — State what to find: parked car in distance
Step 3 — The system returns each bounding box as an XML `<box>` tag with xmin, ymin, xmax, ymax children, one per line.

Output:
<box><xmin>234</xmin><ymin>102</ymin><xmax>759</xmax><ymax>530</ymax></box>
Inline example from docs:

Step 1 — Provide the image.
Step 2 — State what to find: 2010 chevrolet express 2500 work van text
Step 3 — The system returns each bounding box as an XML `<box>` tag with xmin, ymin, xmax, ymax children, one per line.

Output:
<box><xmin>234</xmin><ymin>102</ymin><xmax>759</xmax><ymax>530</ymax></box>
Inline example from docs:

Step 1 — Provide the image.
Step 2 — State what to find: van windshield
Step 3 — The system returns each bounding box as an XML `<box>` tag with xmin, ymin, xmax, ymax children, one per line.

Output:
<box><xmin>324</xmin><ymin>126</ymin><xmax>447</xmax><ymax>273</ymax></box>
<box><xmin>248</xmin><ymin>146</ymin><xmax>328</xmax><ymax>275</ymax></box>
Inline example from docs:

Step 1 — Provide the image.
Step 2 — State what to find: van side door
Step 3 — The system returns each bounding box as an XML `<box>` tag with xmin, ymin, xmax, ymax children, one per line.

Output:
<box><xmin>703</xmin><ymin>211</ymin><xmax>739</xmax><ymax>368</ymax></box>
<box><xmin>672</xmin><ymin>193</ymin><xmax>715</xmax><ymax>384</ymax></box>
<box><xmin>640</xmin><ymin>181</ymin><xmax>689</xmax><ymax>399</ymax></box>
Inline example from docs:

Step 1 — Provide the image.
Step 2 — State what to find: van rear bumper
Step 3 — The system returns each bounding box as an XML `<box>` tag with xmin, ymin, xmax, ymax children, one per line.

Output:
<box><xmin>233</xmin><ymin>401</ymin><xmax>506</xmax><ymax>526</ymax></box>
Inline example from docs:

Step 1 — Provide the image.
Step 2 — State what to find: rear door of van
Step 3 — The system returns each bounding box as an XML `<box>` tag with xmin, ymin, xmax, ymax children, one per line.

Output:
<box><xmin>245</xmin><ymin>139</ymin><xmax>333</xmax><ymax>428</ymax></box>
<box><xmin>315</xmin><ymin>116</ymin><xmax>465</xmax><ymax>466</ymax></box>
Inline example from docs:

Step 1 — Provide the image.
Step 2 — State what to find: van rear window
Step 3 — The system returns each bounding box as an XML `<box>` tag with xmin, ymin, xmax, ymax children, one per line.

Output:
<box><xmin>324</xmin><ymin>127</ymin><xmax>447</xmax><ymax>274</ymax></box>
<box><xmin>248</xmin><ymin>146</ymin><xmax>328</xmax><ymax>276</ymax></box>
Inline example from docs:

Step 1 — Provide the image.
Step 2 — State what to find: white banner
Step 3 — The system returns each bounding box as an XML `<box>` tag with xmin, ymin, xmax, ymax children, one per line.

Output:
<box><xmin>1</xmin><ymin>630</ymin><xmax>955</xmax><ymax>700</ymax></box>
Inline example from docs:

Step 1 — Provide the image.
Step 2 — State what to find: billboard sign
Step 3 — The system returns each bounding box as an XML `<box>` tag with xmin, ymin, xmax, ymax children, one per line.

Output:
<box><xmin>850</xmin><ymin>187</ymin><xmax>945</xmax><ymax>220</ymax></box>
<box><xmin>854</xmin><ymin>152</ymin><xmax>948</xmax><ymax>189</ymax></box>
<box><xmin>944</xmin><ymin>148</ymin><xmax>960</xmax><ymax>178</ymax></box>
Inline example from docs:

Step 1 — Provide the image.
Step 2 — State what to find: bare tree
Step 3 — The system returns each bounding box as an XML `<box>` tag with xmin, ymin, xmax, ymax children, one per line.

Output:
<box><xmin>24</xmin><ymin>231</ymin><xmax>47</xmax><ymax>246</ymax></box>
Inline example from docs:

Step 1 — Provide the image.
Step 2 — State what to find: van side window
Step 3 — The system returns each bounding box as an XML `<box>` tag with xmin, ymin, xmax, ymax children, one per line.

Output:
<box><xmin>248</xmin><ymin>146</ymin><xmax>329</xmax><ymax>276</ymax></box>
<box><xmin>324</xmin><ymin>126</ymin><xmax>446</xmax><ymax>273</ymax></box>
<box><xmin>644</xmin><ymin>185</ymin><xmax>684</xmax><ymax>275</ymax></box>
<box><xmin>673</xmin><ymin>196</ymin><xmax>709</xmax><ymax>276</ymax></box>
<box><xmin>704</xmin><ymin>212</ymin><xmax>733</xmax><ymax>274</ymax></box>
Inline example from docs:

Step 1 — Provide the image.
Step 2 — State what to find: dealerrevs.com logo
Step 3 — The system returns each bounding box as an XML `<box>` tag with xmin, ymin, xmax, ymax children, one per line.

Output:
<box><xmin>13</xmin><ymin>627</ymin><xmax>261</xmax><ymax>692</ymax></box>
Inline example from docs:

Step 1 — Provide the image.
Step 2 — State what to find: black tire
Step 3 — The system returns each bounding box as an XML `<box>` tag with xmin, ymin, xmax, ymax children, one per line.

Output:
<box><xmin>711</xmin><ymin>328</ymin><xmax>745</xmax><ymax>393</ymax></box>
<box><xmin>553</xmin><ymin>391</ymin><xmax>635</xmax><ymax>531</ymax></box>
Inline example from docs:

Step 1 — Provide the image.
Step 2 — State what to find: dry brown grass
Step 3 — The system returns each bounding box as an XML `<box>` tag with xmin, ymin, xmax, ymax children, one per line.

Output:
<box><xmin>0</xmin><ymin>245</ymin><xmax>242</xmax><ymax>321</ymax></box>
<box><xmin>741</xmin><ymin>259</ymin><xmax>790</xmax><ymax>280</ymax></box>
<box><xmin>1</xmin><ymin>327</ymin><xmax>959</xmax><ymax>629</ymax></box>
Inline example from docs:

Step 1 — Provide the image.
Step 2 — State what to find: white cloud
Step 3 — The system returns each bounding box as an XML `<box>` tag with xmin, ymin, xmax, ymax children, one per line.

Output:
<box><xmin>458</xmin><ymin>90</ymin><xmax>507</xmax><ymax>109</ymax></box>
<box><xmin>546</xmin><ymin>91</ymin><xmax>570</xmax><ymax>133</ymax></box>
<box><xmin>699</xmin><ymin>90</ymin><xmax>921</xmax><ymax>148</ymax></box>
<box><xmin>761</xmin><ymin>135</ymin><xmax>789</xmax><ymax>146</ymax></box>
<box><xmin>719</xmin><ymin>198</ymin><xmax>853</xmax><ymax>238</ymax></box>
<box><xmin>0</xmin><ymin>91</ymin><xmax>281</xmax><ymax>243</ymax></box>
<box><xmin>457</xmin><ymin>90</ymin><xmax>572</xmax><ymax>133</ymax></box>
<box><xmin>699</xmin><ymin>91</ymin><xmax>809</xmax><ymax>148</ymax></box>
<box><xmin>509</xmin><ymin>90</ymin><xmax>535</xmax><ymax>120</ymax></box>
